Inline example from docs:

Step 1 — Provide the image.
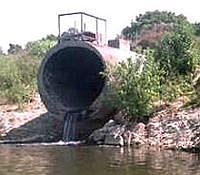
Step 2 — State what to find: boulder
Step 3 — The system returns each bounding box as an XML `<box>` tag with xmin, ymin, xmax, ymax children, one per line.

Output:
<box><xmin>89</xmin><ymin>120</ymin><xmax>125</xmax><ymax>146</ymax></box>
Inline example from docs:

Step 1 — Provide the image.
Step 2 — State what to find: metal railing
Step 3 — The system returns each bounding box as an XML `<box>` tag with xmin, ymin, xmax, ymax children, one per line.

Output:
<box><xmin>58</xmin><ymin>12</ymin><xmax>107</xmax><ymax>44</ymax></box>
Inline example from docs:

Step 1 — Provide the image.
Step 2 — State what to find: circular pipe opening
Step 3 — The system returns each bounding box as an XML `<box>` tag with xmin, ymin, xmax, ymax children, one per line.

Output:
<box><xmin>38</xmin><ymin>41</ymin><xmax>105</xmax><ymax>113</ymax></box>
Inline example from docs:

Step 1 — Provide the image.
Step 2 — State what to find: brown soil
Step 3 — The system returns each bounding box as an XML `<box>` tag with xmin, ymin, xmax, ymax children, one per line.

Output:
<box><xmin>0</xmin><ymin>93</ymin><xmax>47</xmax><ymax>137</ymax></box>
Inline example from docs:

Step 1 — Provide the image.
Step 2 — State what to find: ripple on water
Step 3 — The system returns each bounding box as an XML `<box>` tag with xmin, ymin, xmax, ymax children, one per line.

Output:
<box><xmin>0</xmin><ymin>145</ymin><xmax>199</xmax><ymax>175</ymax></box>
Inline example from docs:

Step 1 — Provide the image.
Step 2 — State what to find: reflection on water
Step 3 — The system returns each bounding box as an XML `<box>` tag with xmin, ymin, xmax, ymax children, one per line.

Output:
<box><xmin>0</xmin><ymin>144</ymin><xmax>199</xmax><ymax>175</ymax></box>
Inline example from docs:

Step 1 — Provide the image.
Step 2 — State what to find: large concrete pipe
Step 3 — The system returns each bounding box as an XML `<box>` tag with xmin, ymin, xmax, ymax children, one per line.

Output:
<box><xmin>38</xmin><ymin>40</ymin><xmax>139</xmax><ymax>114</ymax></box>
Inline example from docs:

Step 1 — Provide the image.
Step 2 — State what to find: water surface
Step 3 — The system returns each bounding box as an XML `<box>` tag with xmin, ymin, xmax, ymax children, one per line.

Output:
<box><xmin>0</xmin><ymin>144</ymin><xmax>200</xmax><ymax>175</ymax></box>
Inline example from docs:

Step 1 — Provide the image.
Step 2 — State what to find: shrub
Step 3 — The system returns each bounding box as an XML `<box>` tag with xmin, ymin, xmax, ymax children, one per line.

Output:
<box><xmin>105</xmin><ymin>50</ymin><xmax>161</xmax><ymax>120</ymax></box>
<box><xmin>159</xmin><ymin>75</ymin><xmax>195</xmax><ymax>102</ymax></box>
<box><xmin>154</xmin><ymin>23</ymin><xmax>200</xmax><ymax>103</ymax></box>
<box><xmin>154</xmin><ymin>25</ymin><xmax>195</xmax><ymax>77</ymax></box>
<box><xmin>0</xmin><ymin>54</ymin><xmax>40</xmax><ymax>107</ymax></box>
<box><xmin>25</xmin><ymin>35</ymin><xmax>57</xmax><ymax>58</ymax></box>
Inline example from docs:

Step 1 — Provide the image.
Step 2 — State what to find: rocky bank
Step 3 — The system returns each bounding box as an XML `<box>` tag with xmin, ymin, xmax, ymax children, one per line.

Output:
<box><xmin>0</xmin><ymin>95</ymin><xmax>200</xmax><ymax>152</ymax></box>
<box><xmin>89</xmin><ymin>101</ymin><xmax>200</xmax><ymax>151</ymax></box>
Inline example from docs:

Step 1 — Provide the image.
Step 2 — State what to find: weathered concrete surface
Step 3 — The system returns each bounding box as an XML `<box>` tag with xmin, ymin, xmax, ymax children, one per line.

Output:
<box><xmin>0</xmin><ymin>94</ymin><xmax>63</xmax><ymax>143</ymax></box>
<box><xmin>0</xmin><ymin>112</ymin><xmax>64</xmax><ymax>143</ymax></box>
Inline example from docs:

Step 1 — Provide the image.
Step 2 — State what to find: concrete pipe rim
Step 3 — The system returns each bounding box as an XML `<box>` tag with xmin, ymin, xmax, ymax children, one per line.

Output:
<box><xmin>38</xmin><ymin>40</ymin><xmax>106</xmax><ymax>114</ymax></box>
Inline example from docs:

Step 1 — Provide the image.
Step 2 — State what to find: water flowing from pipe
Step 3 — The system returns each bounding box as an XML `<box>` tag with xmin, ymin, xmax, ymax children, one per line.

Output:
<box><xmin>62</xmin><ymin>112</ymin><xmax>80</xmax><ymax>142</ymax></box>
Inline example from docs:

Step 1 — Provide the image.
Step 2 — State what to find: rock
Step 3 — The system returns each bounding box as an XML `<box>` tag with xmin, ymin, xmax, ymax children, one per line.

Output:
<box><xmin>146</xmin><ymin>109</ymin><xmax>200</xmax><ymax>150</ymax></box>
<box><xmin>1</xmin><ymin>91</ymin><xmax>200</xmax><ymax>151</ymax></box>
<box><xmin>113</xmin><ymin>112</ymin><xmax>127</xmax><ymax>124</ymax></box>
<box><xmin>104</xmin><ymin>135</ymin><xmax>124</xmax><ymax>146</ymax></box>
<box><xmin>89</xmin><ymin>120</ymin><xmax>126</xmax><ymax>146</ymax></box>
<box><xmin>90</xmin><ymin>107</ymin><xmax>200</xmax><ymax>151</ymax></box>
<box><xmin>89</xmin><ymin>128</ymin><xmax>106</xmax><ymax>144</ymax></box>
<box><xmin>75</xmin><ymin>104</ymin><xmax>116</xmax><ymax>141</ymax></box>
<box><xmin>104</xmin><ymin>123</ymin><xmax>125</xmax><ymax>146</ymax></box>
<box><xmin>130</xmin><ymin>122</ymin><xmax>147</xmax><ymax>145</ymax></box>
<box><xmin>89</xmin><ymin>120</ymin><xmax>116</xmax><ymax>143</ymax></box>
<box><xmin>104</xmin><ymin>119</ymin><xmax>116</xmax><ymax>127</ymax></box>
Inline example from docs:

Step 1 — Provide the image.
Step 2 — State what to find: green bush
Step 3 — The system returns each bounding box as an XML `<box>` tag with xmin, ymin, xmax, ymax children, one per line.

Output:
<box><xmin>159</xmin><ymin>75</ymin><xmax>195</xmax><ymax>102</ymax></box>
<box><xmin>154</xmin><ymin>23</ymin><xmax>200</xmax><ymax>103</ymax></box>
<box><xmin>25</xmin><ymin>35</ymin><xmax>57</xmax><ymax>58</ymax></box>
<box><xmin>0</xmin><ymin>35</ymin><xmax>55</xmax><ymax>108</ymax></box>
<box><xmin>105</xmin><ymin>50</ymin><xmax>161</xmax><ymax>120</ymax></box>
<box><xmin>0</xmin><ymin>54</ymin><xmax>40</xmax><ymax>107</ymax></box>
<box><xmin>154</xmin><ymin>23</ymin><xmax>196</xmax><ymax>77</ymax></box>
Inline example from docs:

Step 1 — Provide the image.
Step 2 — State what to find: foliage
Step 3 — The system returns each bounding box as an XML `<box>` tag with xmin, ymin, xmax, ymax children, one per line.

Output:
<box><xmin>0</xmin><ymin>34</ymin><xmax>56</xmax><ymax>107</ymax></box>
<box><xmin>159</xmin><ymin>75</ymin><xmax>195</xmax><ymax>102</ymax></box>
<box><xmin>193</xmin><ymin>37</ymin><xmax>200</xmax><ymax>65</ymax></box>
<box><xmin>121</xmin><ymin>10</ymin><xmax>191</xmax><ymax>50</ymax></box>
<box><xmin>153</xmin><ymin>22</ymin><xmax>200</xmax><ymax>103</ymax></box>
<box><xmin>25</xmin><ymin>34</ymin><xmax>57</xmax><ymax>58</ymax></box>
<box><xmin>105</xmin><ymin>50</ymin><xmax>161</xmax><ymax>120</ymax></box>
<box><xmin>193</xmin><ymin>23</ymin><xmax>200</xmax><ymax>36</ymax></box>
<box><xmin>105</xmin><ymin>47</ymin><xmax>198</xmax><ymax>119</ymax></box>
<box><xmin>191</xmin><ymin>66</ymin><xmax>200</xmax><ymax>106</ymax></box>
<box><xmin>0</xmin><ymin>54</ymin><xmax>40</xmax><ymax>107</ymax></box>
<box><xmin>154</xmin><ymin>23</ymin><xmax>197</xmax><ymax>77</ymax></box>
<box><xmin>7</xmin><ymin>44</ymin><xmax>23</xmax><ymax>55</ymax></box>
<box><xmin>122</xmin><ymin>10</ymin><xmax>188</xmax><ymax>39</ymax></box>
<box><xmin>135</xmin><ymin>10</ymin><xmax>186</xmax><ymax>24</ymax></box>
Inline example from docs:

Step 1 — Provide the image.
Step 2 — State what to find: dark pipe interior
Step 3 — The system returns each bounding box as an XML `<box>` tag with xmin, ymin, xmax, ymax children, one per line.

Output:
<box><xmin>42</xmin><ymin>46</ymin><xmax>105</xmax><ymax>112</ymax></box>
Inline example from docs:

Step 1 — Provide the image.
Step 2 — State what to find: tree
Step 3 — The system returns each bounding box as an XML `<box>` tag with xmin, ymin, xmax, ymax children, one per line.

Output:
<box><xmin>193</xmin><ymin>23</ymin><xmax>200</xmax><ymax>36</ymax></box>
<box><xmin>135</xmin><ymin>11</ymin><xmax>187</xmax><ymax>25</ymax></box>
<box><xmin>121</xmin><ymin>10</ymin><xmax>190</xmax><ymax>50</ymax></box>
<box><xmin>7</xmin><ymin>44</ymin><xmax>23</xmax><ymax>55</ymax></box>
<box><xmin>45</xmin><ymin>34</ymin><xmax>57</xmax><ymax>41</ymax></box>
<box><xmin>25</xmin><ymin>34</ymin><xmax>57</xmax><ymax>58</ymax></box>
<box><xmin>154</xmin><ymin>23</ymin><xmax>196</xmax><ymax>77</ymax></box>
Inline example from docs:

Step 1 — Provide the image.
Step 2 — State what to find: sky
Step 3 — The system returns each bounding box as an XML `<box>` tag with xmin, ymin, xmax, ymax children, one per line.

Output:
<box><xmin>0</xmin><ymin>0</ymin><xmax>200</xmax><ymax>51</ymax></box>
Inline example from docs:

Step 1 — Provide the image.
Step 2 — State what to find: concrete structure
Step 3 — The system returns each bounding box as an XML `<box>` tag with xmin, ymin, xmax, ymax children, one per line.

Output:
<box><xmin>37</xmin><ymin>40</ymin><xmax>141</xmax><ymax>115</ymax></box>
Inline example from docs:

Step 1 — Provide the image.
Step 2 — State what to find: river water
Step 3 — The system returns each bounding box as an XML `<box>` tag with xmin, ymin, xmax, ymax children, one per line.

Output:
<box><xmin>0</xmin><ymin>144</ymin><xmax>200</xmax><ymax>175</ymax></box>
